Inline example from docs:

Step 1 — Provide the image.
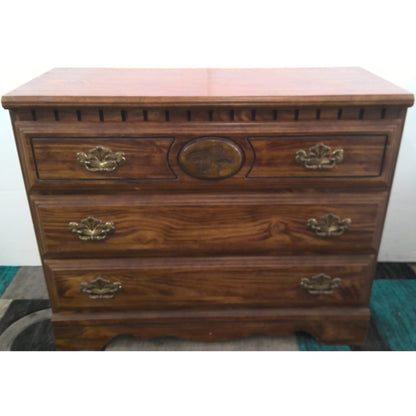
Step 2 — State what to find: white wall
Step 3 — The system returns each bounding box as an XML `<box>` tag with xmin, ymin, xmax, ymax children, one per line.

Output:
<box><xmin>1</xmin><ymin>0</ymin><xmax>415</xmax><ymax>265</ymax></box>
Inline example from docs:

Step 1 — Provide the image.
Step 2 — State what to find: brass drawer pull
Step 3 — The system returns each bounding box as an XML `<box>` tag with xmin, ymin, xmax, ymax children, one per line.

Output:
<box><xmin>295</xmin><ymin>143</ymin><xmax>344</xmax><ymax>170</ymax></box>
<box><xmin>69</xmin><ymin>216</ymin><xmax>115</xmax><ymax>241</ymax></box>
<box><xmin>77</xmin><ymin>145</ymin><xmax>126</xmax><ymax>172</ymax></box>
<box><xmin>300</xmin><ymin>273</ymin><xmax>341</xmax><ymax>295</ymax></box>
<box><xmin>80</xmin><ymin>277</ymin><xmax>122</xmax><ymax>299</ymax></box>
<box><xmin>307</xmin><ymin>213</ymin><xmax>351</xmax><ymax>237</ymax></box>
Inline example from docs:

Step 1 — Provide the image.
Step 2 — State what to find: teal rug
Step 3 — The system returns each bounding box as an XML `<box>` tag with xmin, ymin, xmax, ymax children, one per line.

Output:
<box><xmin>0</xmin><ymin>267</ymin><xmax>19</xmax><ymax>297</ymax></box>
<box><xmin>297</xmin><ymin>279</ymin><xmax>416</xmax><ymax>351</ymax></box>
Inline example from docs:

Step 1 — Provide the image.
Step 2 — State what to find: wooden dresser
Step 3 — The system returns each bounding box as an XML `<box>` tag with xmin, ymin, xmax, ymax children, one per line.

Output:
<box><xmin>2</xmin><ymin>68</ymin><xmax>413</xmax><ymax>350</ymax></box>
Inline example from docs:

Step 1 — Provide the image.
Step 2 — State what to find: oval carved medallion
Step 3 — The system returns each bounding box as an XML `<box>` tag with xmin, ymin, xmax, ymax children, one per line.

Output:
<box><xmin>178</xmin><ymin>137</ymin><xmax>244</xmax><ymax>180</ymax></box>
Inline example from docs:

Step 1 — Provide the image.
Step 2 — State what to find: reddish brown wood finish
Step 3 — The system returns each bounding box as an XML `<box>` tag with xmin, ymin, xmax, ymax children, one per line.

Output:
<box><xmin>2</xmin><ymin>68</ymin><xmax>413</xmax><ymax>107</ymax></box>
<box><xmin>248</xmin><ymin>135</ymin><xmax>386</xmax><ymax>178</ymax></box>
<box><xmin>2</xmin><ymin>68</ymin><xmax>413</xmax><ymax>350</ymax></box>
<box><xmin>31</xmin><ymin>134</ymin><xmax>387</xmax><ymax>182</ymax></box>
<box><xmin>178</xmin><ymin>136</ymin><xmax>244</xmax><ymax>180</ymax></box>
<box><xmin>32</xmin><ymin>137</ymin><xmax>175</xmax><ymax>180</ymax></box>
<box><xmin>32</xmin><ymin>193</ymin><xmax>386</xmax><ymax>258</ymax></box>
<box><xmin>51</xmin><ymin>307</ymin><xmax>371</xmax><ymax>350</ymax></box>
<box><xmin>13</xmin><ymin>122</ymin><xmax>404</xmax><ymax>192</ymax></box>
<box><xmin>44</xmin><ymin>256</ymin><xmax>375</xmax><ymax>311</ymax></box>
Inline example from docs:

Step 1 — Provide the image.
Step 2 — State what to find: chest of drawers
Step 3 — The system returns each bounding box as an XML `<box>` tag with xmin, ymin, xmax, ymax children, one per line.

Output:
<box><xmin>2</xmin><ymin>68</ymin><xmax>413</xmax><ymax>350</ymax></box>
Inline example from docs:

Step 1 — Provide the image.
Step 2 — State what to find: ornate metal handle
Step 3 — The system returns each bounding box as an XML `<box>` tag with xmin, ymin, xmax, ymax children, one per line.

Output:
<box><xmin>77</xmin><ymin>145</ymin><xmax>126</xmax><ymax>172</ymax></box>
<box><xmin>80</xmin><ymin>277</ymin><xmax>122</xmax><ymax>299</ymax></box>
<box><xmin>69</xmin><ymin>216</ymin><xmax>115</xmax><ymax>241</ymax></box>
<box><xmin>295</xmin><ymin>143</ymin><xmax>343</xmax><ymax>170</ymax></box>
<box><xmin>300</xmin><ymin>273</ymin><xmax>341</xmax><ymax>295</ymax></box>
<box><xmin>307</xmin><ymin>213</ymin><xmax>351</xmax><ymax>237</ymax></box>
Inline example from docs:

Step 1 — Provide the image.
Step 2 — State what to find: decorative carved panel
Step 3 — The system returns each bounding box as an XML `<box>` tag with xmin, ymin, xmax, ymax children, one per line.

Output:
<box><xmin>178</xmin><ymin>137</ymin><xmax>244</xmax><ymax>180</ymax></box>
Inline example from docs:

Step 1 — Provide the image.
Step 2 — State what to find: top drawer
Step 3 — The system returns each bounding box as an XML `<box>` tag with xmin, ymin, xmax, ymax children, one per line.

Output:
<box><xmin>32</xmin><ymin>138</ymin><xmax>175</xmax><ymax>180</ymax></box>
<box><xmin>32</xmin><ymin>135</ymin><xmax>386</xmax><ymax>180</ymax></box>
<box><xmin>25</xmin><ymin>129</ymin><xmax>397</xmax><ymax>191</ymax></box>
<box><xmin>246</xmin><ymin>135</ymin><xmax>386</xmax><ymax>178</ymax></box>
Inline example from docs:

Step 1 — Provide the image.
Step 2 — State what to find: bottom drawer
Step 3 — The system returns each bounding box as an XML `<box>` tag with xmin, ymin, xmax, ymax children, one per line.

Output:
<box><xmin>44</xmin><ymin>256</ymin><xmax>376</xmax><ymax>311</ymax></box>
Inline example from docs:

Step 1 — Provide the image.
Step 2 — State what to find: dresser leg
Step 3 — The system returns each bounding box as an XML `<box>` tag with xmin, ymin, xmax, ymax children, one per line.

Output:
<box><xmin>302</xmin><ymin>320</ymin><xmax>369</xmax><ymax>346</ymax></box>
<box><xmin>54</xmin><ymin>327</ymin><xmax>110</xmax><ymax>351</ymax></box>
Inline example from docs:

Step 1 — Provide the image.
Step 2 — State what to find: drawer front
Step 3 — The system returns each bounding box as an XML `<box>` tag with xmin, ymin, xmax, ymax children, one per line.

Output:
<box><xmin>44</xmin><ymin>256</ymin><xmax>376</xmax><ymax>311</ymax></box>
<box><xmin>27</xmin><ymin>132</ymin><xmax>390</xmax><ymax>189</ymax></box>
<box><xmin>32</xmin><ymin>193</ymin><xmax>386</xmax><ymax>258</ymax></box>
<box><xmin>32</xmin><ymin>138</ymin><xmax>176</xmax><ymax>180</ymax></box>
<box><xmin>247</xmin><ymin>135</ymin><xmax>386</xmax><ymax>178</ymax></box>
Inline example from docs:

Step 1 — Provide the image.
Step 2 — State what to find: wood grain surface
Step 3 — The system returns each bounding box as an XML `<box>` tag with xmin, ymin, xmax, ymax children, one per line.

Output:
<box><xmin>2</xmin><ymin>68</ymin><xmax>413</xmax><ymax>107</ymax></box>
<box><xmin>15</xmin><ymin>120</ymin><xmax>404</xmax><ymax>192</ymax></box>
<box><xmin>32</xmin><ymin>137</ymin><xmax>175</xmax><ymax>180</ymax></box>
<box><xmin>248</xmin><ymin>135</ymin><xmax>386</xmax><ymax>178</ymax></box>
<box><xmin>31</xmin><ymin>193</ymin><xmax>386</xmax><ymax>257</ymax></box>
<box><xmin>51</xmin><ymin>307</ymin><xmax>371</xmax><ymax>350</ymax></box>
<box><xmin>44</xmin><ymin>255</ymin><xmax>375</xmax><ymax>311</ymax></box>
<box><xmin>4</xmin><ymin>68</ymin><xmax>412</xmax><ymax>349</ymax></box>
<box><xmin>178</xmin><ymin>136</ymin><xmax>244</xmax><ymax>180</ymax></box>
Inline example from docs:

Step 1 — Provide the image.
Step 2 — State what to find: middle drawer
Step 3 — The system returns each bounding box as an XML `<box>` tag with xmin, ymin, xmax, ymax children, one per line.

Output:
<box><xmin>32</xmin><ymin>193</ymin><xmax>386</xmax><ymax>258</ymax></box>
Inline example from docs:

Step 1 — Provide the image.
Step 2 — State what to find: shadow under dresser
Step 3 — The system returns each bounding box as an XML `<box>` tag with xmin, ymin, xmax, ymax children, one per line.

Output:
<box><xmin>2</xmin><ymin>67</ymin><xmax>413</xmax><ymax>350</ymax></box>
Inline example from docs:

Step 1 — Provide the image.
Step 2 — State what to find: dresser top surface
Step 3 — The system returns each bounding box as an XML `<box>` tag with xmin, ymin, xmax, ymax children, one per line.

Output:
<box><xmin>2</xmin><ymin>67</ymin><xmax>413</xmax><ymax>108</ymax></box>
